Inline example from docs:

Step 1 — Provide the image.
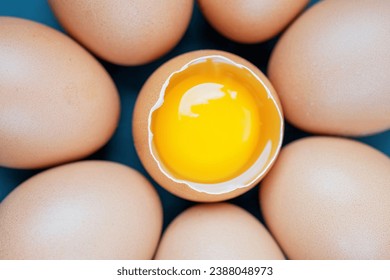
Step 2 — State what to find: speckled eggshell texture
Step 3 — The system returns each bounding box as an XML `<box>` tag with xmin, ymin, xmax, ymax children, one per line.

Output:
<box><xmin>49</xmin><ymin>0</ymin><xmax>194</xmax><ymax>65</ymax></box>
<box><xmin>198</xmin><ymin>0</ymin><xmax>309</xmax><ymax>43</ymax></box>
<box><xmin>0</xmin><ymin>17</ymin><xmax>120</xmax><ymax>169</ymax></box>
<box><xmin>0</xmin><ymin>161</ymin><xmax>163</xmax><ymax>259</ymax></box>
<box><xmin>132</xmin><ymin>49</ymin><xmax>282</xmax><ymax>202</ymax></box>
<box><xmin>155</xmin><ymin>203</ymin><xmax>285</xmax><ymax>260</ymax></box>
<box><xmin>268</xmin><ymin>0</ymin><xmax>390</xmax><ymax>136</ymax></box>
<box><xmin>260</xmin><ymin>137</ymin><xmax>390</xmax><ymax>259</ymax></box>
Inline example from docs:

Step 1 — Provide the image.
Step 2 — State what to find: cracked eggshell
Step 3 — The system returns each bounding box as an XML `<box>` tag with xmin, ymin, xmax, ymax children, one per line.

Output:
<box><xmin>49</xmin><ymin>0</ymin><xmax>194</xmax><ymax>66</ymax></box>
<box><xmin>260</xmin><ymin>137</ymin><xmax>390</xmax><ymax>259</ymax></box>
<box><xmin>268</xmin><ymin>0</ymin><xmax>390</xmax><ymax>136</ymax></box>
<box><xmin>198</xmin><ymin>0</ymin><xmax>309</xmax><ymax>43</ymax></box>
<box><xmin>0</xmin><ymin>161</ymin><xmax>163</xmax><ymax>260</ymax></box>
<box><xmin>155</xmin><ymin>203</ymin><xmax>285</xmax><ymax>260</ymax></box>
<box><xmin>0</xmin><ymin>17</ymin><xmax>120</xmax><ymax>169</ymax></box>
<box><xmin>132</xmin><ymin>50</ymin><xmax>283</xmax><ymax>202</ymax></box>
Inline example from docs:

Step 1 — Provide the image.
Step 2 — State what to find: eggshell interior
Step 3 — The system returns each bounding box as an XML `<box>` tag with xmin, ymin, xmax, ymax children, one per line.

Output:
<box><xmin>133</xmin><ymin>50</ymin><xmax>283</xmax><ymax>202</ymax></box>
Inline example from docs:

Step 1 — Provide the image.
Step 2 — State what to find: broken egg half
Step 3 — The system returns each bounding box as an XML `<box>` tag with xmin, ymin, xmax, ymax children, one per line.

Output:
<box><xmin>133</xmin><ymin>50</ymin><xmax>283</xmax><ymax>202</ymax></box>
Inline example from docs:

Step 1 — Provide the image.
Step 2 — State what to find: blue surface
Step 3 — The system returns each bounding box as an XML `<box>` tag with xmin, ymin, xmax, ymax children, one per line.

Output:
<box><xmin>0</xmin><ymin>0</ymin><xmax>389</xmax><ymax>229</ymax></box>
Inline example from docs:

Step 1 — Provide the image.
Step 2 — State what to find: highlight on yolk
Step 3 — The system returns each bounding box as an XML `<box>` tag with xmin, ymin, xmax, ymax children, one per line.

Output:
<box><xmin>151</xmin><ymin>58</ymin><xmax>281</xmax><ymax>184</ymax></box>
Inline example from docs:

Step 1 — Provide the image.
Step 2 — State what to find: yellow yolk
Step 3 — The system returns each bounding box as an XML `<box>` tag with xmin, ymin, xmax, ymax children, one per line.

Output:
<box><xmin>151</xmin><ymin>59</ymin><xmax>280</xmax><ymax>184</ymax></box>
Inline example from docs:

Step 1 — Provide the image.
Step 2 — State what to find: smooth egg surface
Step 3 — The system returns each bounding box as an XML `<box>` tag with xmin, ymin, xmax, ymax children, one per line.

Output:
<box><xmin>49</xmin><ymin>0</ymin><xmax>194</xmax><ymax>65</ymax></box>
<box><xmin>155</xmin><ymin>203</ymin><xmax>284</xmax><ymax>260</ymax></box>
<box><xmin>0</xmin><ymin>17</ymin><xmax>120</xmax><ymax>169</ymax></box>
<box><xmin>260</xmin><ymin>137</ymin><xmax>390</xmax><ymax>259</ymax></box>
<box><xmin>268</xmin><ymin>0</ymin><xmax>390</xmax><ymax>136</ymax></box>
<box><xmin>0</xmin><ymin>161</ymin><xmax>163</xmax><ymax>259</ymax></box>
<box><xmin>198</xmin><ymin>0</ymin><xmax>309</xmax><ymax>43</ymax></box>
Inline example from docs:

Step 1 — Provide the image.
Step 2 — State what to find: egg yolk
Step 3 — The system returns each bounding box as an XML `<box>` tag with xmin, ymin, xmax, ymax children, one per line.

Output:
<box><xmin>151</xmin><ymin>59</ymin><xmax>280</xmax><ymax>184</ymax></box>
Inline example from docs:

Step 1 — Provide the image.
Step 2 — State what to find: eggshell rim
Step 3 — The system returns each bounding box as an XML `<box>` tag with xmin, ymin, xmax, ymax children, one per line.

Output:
<box><xmin>147</xmin><ymin>54</ymin><xmax>284</xmax><ymax>194</ymax></box>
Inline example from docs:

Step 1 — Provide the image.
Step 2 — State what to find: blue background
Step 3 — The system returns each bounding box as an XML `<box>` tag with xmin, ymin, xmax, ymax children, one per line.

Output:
<box><xmin>0</xmin><ymin>0</ymin><xmax>389</xmax><ymax>229</ymax></box>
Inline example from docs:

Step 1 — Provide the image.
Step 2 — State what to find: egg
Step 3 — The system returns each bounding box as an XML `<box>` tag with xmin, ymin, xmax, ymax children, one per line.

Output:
<box><xmin>155</xmin><ymin>203</ymin><xmax>284</xmax><ymax>260</ymax></box>
<box><xmin>49</xmin><ymin>0</ymin><xmax>194</xmax><ymax>65</ymax></box>
<box><xmin>268</xmin><ymin>0</ymin><xmax>390</xmax><ymax>136</ymax></box>
<box><xmin>133</xmin><ymin>50</ymin><xmax>283</xmax><ymax>202</ymax></box>
<box><xmin>198</xmin><ymin>0</ymin><xmax>309</xmax><ymax>43</ymax></box>
<box><xmin>0</xmin><ymin>17</ymin><xmax>120</xmax><ymax>169</ymax></box>
<box><xmin>260</xmin><ymin>137</ymin><xmax>390</xmax><ymax>259</ymax></box>
<box><xmin>0</xmin><ymin>161</ymin><xmax>162</xmax><ymax>259</ymax></box>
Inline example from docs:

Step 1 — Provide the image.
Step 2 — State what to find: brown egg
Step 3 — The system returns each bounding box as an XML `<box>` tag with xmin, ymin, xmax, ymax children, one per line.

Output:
<box><xmin>268</xmin><ymin>0</ymin><xmax>390</xmax><ymax>136</ymax></box>
<box><xmin>49</xmin><ymin>0</ymin><xmax>194</xmax><ymax>65</ymax></box>
<box><xmin>0</xmin><ymin>161</ymin><xmax>163</xmax><ymax>259</ymax></box>
<box><xmin>133</xmin><ymin>50</ymin><xmax>283</xmax><ymax>202</ymax></box>
<box><xmin>155</xmin><ymin>203</ymin><xmax>284</xmax><ymax>260</ymax></box>
<box><xmin>198</xmin><ymin>0</ymin><xmax>309</xmax><ymax>43</ymax></box>
<box><xmin>0</xmin><ymin>17</ymin><xmax>120</xmax><ymax>169</ymax></box>
<box><xmin>260</xmin><ymin>137</ymin><xmax>390</xmax><ymax>259</ymax></box>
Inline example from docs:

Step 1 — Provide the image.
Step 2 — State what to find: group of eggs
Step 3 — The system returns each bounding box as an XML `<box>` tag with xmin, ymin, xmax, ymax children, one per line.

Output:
<box><xmin>0</xmin><ymin>0</ymin><xmax>389</xmax><ymax>260</ymax></box>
